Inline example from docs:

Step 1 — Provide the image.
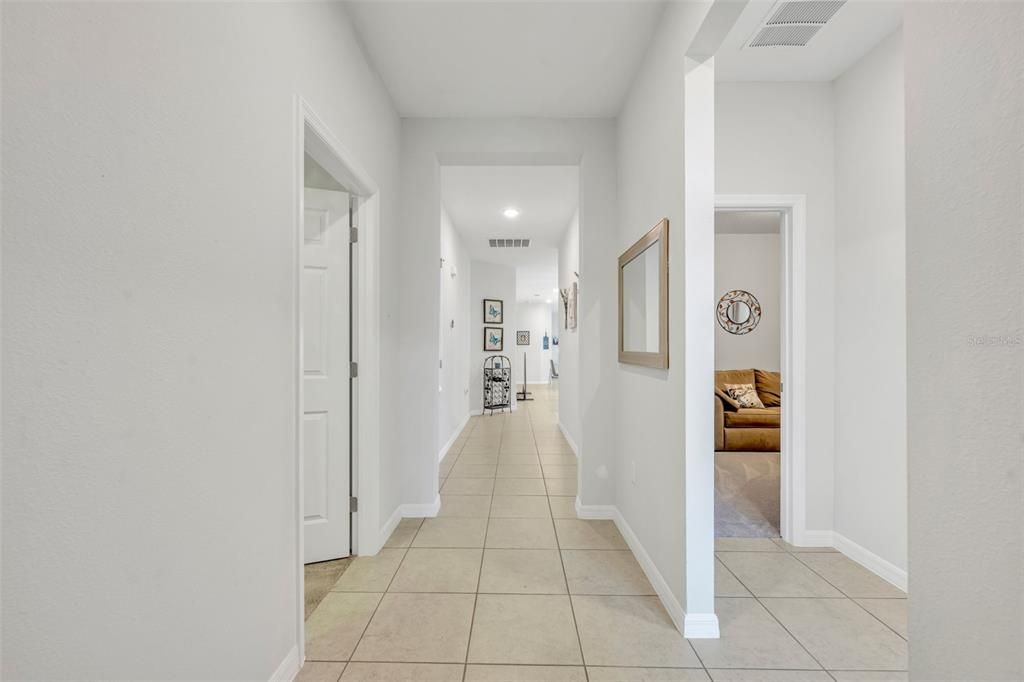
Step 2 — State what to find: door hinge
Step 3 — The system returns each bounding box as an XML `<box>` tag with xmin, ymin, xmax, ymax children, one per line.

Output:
<box><xmin>350</xmin><ymin>497</ymin><xmax>358</xmax><ymax>512</ymax></box>
<box><xmin>350</xmin><ymin>361</ymin><xmax>358</xmax><ymax>378</ymax></box>
<box><xmin>350</xmin><ymin>227</ymin><xmax>359</xmax><ymax>244</ymax></box>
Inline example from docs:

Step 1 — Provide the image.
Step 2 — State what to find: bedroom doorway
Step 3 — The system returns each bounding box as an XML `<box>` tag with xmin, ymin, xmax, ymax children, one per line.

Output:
<box><xmin>714</xmin><ymin>195</ymin><xmax>808</xmax><ymax>545</ymax></box>
<box><xmin>295</xmin><ymin>98</ymin><xmax>384</xmax><ymax>662</ymax></box>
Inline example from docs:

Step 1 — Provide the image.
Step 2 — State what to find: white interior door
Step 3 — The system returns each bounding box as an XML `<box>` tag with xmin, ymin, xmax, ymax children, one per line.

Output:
<box><xmin>303</xmin><ymin>187</ymin><xmax>351</xmax><ymax>563</ymax></box>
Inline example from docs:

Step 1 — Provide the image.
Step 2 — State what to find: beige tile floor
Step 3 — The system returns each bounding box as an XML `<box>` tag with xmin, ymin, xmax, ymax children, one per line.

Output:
<box><xmin>300</xmin><ymin>385</ymin><xmax>908</xmax><ymax>682</ymax></box>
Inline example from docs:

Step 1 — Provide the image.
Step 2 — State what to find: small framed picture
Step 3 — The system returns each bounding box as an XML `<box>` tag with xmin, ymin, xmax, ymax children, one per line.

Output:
<box><xmin>516</xmin><ymin>330</ymin><xmax>530</xmax><ymax>346</ymax></box>
<box><xmin>484</xmin><ymin>326</ymin><xmax>504</xmax><ymax>351</ymax></box>
<box><xmin>483</xmin><ymin>298</ymin><xmax>503</xmax><ymax>324</ymax></box>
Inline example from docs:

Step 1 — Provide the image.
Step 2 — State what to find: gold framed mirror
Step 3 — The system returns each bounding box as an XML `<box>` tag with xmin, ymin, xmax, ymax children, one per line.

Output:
<box><xmin>618</xmin><ymin>218</ymin><xmax>669</xmax><ymax>369</ymax></box>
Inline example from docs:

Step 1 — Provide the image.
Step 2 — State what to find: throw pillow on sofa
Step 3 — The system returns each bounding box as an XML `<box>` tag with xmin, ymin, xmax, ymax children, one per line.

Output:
<box><xmin>754</xmin><ymin>369</ymin><xmax>782</xmax><ymax>407</ymax></box>
<box><xmin>715</xmin><ymin>387</ymin><xmax>742</xmax><ymax>410</ymax></box>
<box><xmin>723</xmin><ymin>383</ymin><xmax>765</xmax><ymax>409</ymax></box>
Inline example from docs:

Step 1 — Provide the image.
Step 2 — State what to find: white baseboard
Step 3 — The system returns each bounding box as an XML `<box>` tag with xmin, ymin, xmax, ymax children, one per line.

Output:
<box><xmin>574</xmin><ymin>498</ymin><xmax>719</xmax><ymax>639</ymax></box>
<box><xmin>401</xmin><ymin>494</ymin><xmax>441</xmax><ymax>518</ymax></box>
<box><xmin>574</xmin><ymin>497</ymin><xmax>615</xmax><ymax>520</ymax></box>
<box><xmin>559</xmin><ymin>422</ymin><xmax>580</xmax><ymax>459</ymax></box>
<box><xmin>793</xmin><ymin>529</ymin><xmax>835</xmax><ymax>547</ymax></box>
<box><xmin>377</xmin><ymin>497</ymin><xmax>441</xmax><ymax>555</ymax></box>
<box><xmin>789</xmin><ymin>529</ymin><xmax>907</xmax><ymax>593</ymax></box>
<box><xmin>378</xmin><ymin>505</ymin><xmax>403</xmax><ymax>553</ymax></box>
<box><xmin>683</xmin><ymin>613</ymin><xmax>721</xmax><ymax>639</ymax></box>
<box><xmin>609</xmin><ymin>507</ymin><xmax>693</xmax><ymax>637</ymax></box>
<box><xmin>269</xmin><ymin>645</ymin><xmax>300</xmax><ymax>682</ymax></box>
<box><xmin>439</xmin><ymin>413</ymin><xmax>470</xmax><ymax>461</ymax></box>
<box><xmin>831</xmin><ymin>531</ymin><xmax>908</xmax><ymax>593</ymax></box>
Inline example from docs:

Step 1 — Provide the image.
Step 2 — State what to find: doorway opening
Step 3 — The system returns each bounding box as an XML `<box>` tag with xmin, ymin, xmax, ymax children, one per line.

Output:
<box><xmin>714</xmin><ymin>195</ymin><xmax>808</xmax><ymax>545</ymax></box>
<box><xmin>713</xmin><ymin>210</ymin><xmax>783</xmax><ymax>538</ymax></box>
<box><xmin>295</xmin><ymin>99</ymin><xmax>382</xmax><ymax>659</ymax></box>
<box><xmin>435</xmin><ymin>164</ymin><xmax>579</xmax><ymax>477</ymax></box>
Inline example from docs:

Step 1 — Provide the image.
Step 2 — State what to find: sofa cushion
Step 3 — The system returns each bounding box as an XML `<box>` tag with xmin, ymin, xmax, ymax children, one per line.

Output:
<box><xmin>724</xmin><ymin>407</ymin><xmax>781</xmax><ymax>429</ymax></box>
<box><xmin>754</xmin><ymin>369</ymin><xmax>782</xmax><ymax>407</ymax></box>
<box><xmin>716</xmin><ymin>369</ymin><xmax>755</xmax><ymax>390</ymax></box>
<box><xmin>724</xmin><ymin>427</ymin><xmax>780</xmax><ymax>452</ymax></box>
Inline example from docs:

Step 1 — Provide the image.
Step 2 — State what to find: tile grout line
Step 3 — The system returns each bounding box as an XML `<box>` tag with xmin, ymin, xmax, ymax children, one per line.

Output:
<box><xmin>787</xmin><ymin>551</ymin><xmax>909</xmax><ymax>644</ymax></box>
<box><xmin>716</xmin><ymin>552</ymin><xmax>833</xmax><ymax>675</ymax></box>
<box><xmin>537</xmin><ymin>411</ymin><xmax>590</xmax><ymax>682</ymax></box>
<box><xmin>335</xmin><ymin>544</ymin><xmax>410</xmax><ymax>668</ymax></box>
<box><xmin>462</xmin><ymin>416</ymin><xmax>503</xmax><ymax>681</ymax></box>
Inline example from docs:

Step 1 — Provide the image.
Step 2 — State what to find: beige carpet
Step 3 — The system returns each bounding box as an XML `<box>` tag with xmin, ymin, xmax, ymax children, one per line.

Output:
<box><xmin>304</xmin><ymin>558</ymin><xmax>351</xmax><ymax>620</ymax></box>
<box><xmin>715</xmin><ymin>451</ymin><xmax>780</xmax><ymax>537</ymax></box>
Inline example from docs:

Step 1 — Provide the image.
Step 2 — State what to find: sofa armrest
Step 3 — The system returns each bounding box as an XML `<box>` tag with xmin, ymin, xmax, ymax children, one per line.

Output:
<box><xmin>714</xmin><ymin>395</ymin><xmax>725</xmax><ymax>451</ymax></box>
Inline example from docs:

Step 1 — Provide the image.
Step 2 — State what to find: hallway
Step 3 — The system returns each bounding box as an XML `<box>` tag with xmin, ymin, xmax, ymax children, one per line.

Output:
<box><xmin>301</xmin><ymin>386</ymin><xmax>907</xmax><ymax>682</ymax></box>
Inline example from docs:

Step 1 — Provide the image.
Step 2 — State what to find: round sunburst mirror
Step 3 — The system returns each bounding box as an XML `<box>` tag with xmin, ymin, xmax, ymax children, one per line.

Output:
<box><xmin>717</xmin><ymin>290</ymin><xmax>761</xmax><ymax>335</ymax></box>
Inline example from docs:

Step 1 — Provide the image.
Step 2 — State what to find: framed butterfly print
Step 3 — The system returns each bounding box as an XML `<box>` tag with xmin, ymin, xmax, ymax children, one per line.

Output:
<box><xmin>484</xmin><ymin>326</ymin><xmax>504</xmax><ymax>351</ymax></box>
<box><xmin>483</xmin><ymin>298</ymin><xmax>503</xmax><ymax>324</ymax></box>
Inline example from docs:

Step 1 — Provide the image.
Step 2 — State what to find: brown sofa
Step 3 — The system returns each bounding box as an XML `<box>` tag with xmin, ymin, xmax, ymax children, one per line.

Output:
<box><xmin>714</xmin><ymin>369</ymin><xmax>781</xmax><ymax>452</ymax></box>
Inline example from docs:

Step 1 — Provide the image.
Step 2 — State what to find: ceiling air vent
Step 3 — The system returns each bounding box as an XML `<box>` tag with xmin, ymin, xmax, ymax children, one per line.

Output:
<box><xmin>748</xmin><ymin>0</ymin><xmax>845</xmax><ymax>48</ymax></box>
<box><xmin>488</xmin><ymin>238</ymin><xmax>531</xmax><ymax>248</ymax></box>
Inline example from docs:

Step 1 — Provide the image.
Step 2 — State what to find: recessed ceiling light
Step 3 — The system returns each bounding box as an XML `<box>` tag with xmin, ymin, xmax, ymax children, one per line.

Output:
<box><xmin>503</xmin><ymin>207</ymin><xmax>520</xmax><ymax>219</ymax></box>
<box><xmin>545</xmin><ymin>299</ymin><xmax>552</xmax><ymax>304</ymax></box>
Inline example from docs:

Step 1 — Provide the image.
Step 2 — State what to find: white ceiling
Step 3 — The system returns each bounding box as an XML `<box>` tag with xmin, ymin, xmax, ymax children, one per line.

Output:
<box><xmin>714</xmin><ymin>0</ymin><xmax>903</xmax><ymax>81</ymax></box>
<box><xmin>441</xmin><ymin>165</ymin><xmax>578</xmax><ymax>302</ymax></box>
<box><xmin>345</xmin><ymin>1</ymin><xmax>665</xmax><ymax>117</ymax></box>
<box><xmin>716</xmin><ymin>210</ymin><xmax>781</xmax><ymax>234</ymax></box>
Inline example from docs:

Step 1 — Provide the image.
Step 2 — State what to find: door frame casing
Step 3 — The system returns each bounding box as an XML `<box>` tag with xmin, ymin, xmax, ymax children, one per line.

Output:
<box><xmin>295</xmin><ymin>97</ymin><xmax>382</xmax><ymax>663</ymax></box>
<box><xmin>714</xmin><ymin>194</ymin><xmax>808</xmax><ymax>544</ymax></box>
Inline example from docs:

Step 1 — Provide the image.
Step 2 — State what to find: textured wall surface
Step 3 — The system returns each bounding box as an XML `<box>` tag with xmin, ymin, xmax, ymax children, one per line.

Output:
<box><xmin>833</xmin><ymin>29</ymin><xmax>907</xmax><ymax>574</ymax></box>
<box><xmin>616</xmin><ymin>1</ymin><xmax>711</xmax><ymax>614</ymax></box>
<box><xmin>2</xmin><ymin>3</ymin><xmax>400</xmax><ymax>678</ymax></box>
<box><xmin>714</xmin><ymin>233</ymin><xmax>781</xmax><ymax>372</ymax></box>
<box><xmin>906</xmin><ymin>3</ymin><xmax>1024</xmax><ymax>680</ymax></box>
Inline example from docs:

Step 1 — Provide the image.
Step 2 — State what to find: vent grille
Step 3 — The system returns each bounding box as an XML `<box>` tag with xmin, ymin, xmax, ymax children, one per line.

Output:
<box><xmin>748</xmin><ymin>0</ymin><xmax>844</xmax><ymax>48</ymax></box>
<box><xmin>488</xmin><ymin>238</ymin><xmax>531</xmax><ymax>248</ymax></box>
<box><xmin>766</xmin><ymin>1</ymin><xmax>845</xmax><ymax>25</ymax></box>
<box><xmin>749</xmin><ymin>24</ymin><xmax>822</xmax><ymax>47</ymax></box>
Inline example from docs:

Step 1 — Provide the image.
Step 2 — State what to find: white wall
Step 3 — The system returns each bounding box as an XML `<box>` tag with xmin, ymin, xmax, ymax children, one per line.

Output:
<box><xmin>557</xmin><ymin>210</ymin><xmax>581</xmax><ymax>447</ymax></box>
<box><xmin>716</xmin><ymin>82</ymin><xmax>837</xmax><ymax>534</ymax></box>
<box><xmin>1</xmin><ymin>3</ymin><xmax>400</xmax><ymax>679</ymax></box>
<box><xmin>714</xmin><ymin>233</ymin><xmax>781</xmax><ymax>371</ymax></box>
<box><xmin>615</xmin><ymin>0</ymin><xmax>711</xmax><ymax>623</ymax></box>
<box><xmin>399</xmin><ymin>118</ymin><xmax>618</xmax><ymax>510</ymax></box>
<box><xmin>516</xmin><ymin>302</ymin><xmax>555</xmax><ymax>384</ymax></box>
<box><xmin>833</xmin><ymin>30</ymin><xmax>907</xmax><ymax>574</ymax></box>
<box><xmin>469</xmin><ymin>261</ymin><xmax>518</xmax><ymax>411</ymax></box>
<box><xmin>438</xmin><ymin>206</ymin><xmax>471</xmax><ymax>452</ymax></box>
<box><xmin>905</xmin><ymin>4</ymin><xmax>1023</xmax><ymax>679</ymax></box>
